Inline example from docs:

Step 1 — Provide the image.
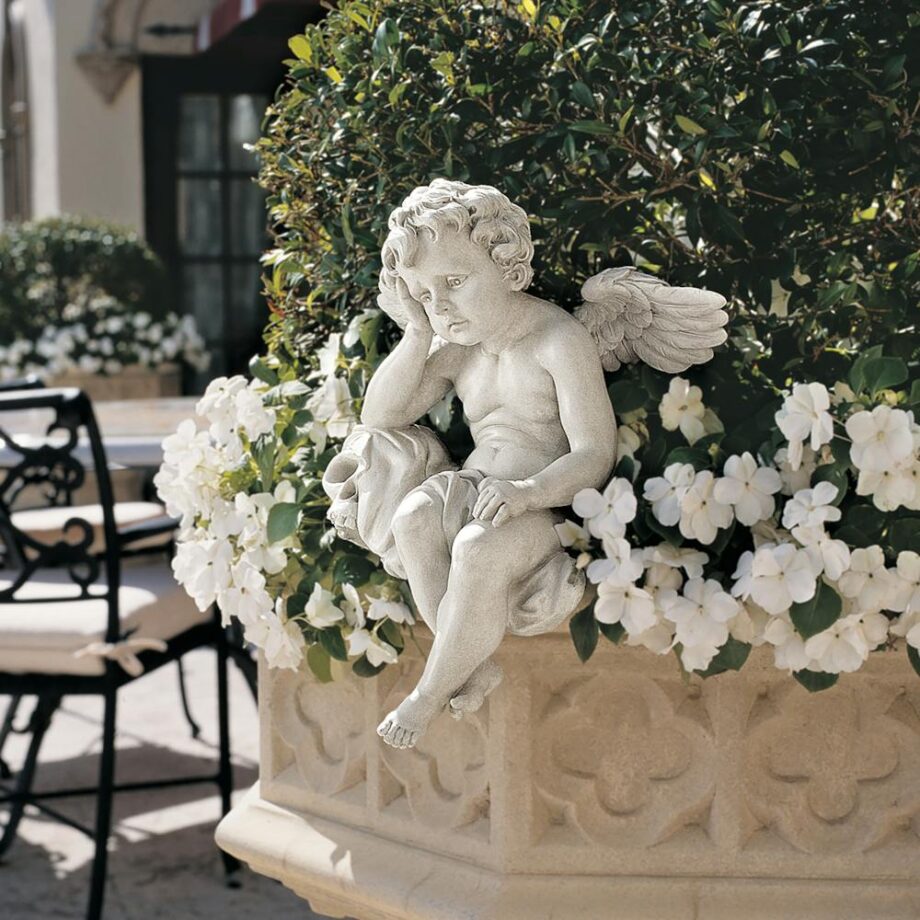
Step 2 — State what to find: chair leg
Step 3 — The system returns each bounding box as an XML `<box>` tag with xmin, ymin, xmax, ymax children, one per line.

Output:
<box><xmin>0</xmin><ymin>693</ymin><xmax>60</xmax><ymax>860</ymax></box>
<box><xmin>86</xmin><ymin>685</ymin><xmax>117</xmax><ymax>920</ymax></box>
<box><xmin>226</xmin><ymin>620</ymin><xmax>258</xmax><ymax>704</ymax></box>
<box><xmin>175</xmin><ymin>660</ymin><xmax>201</xmax><ymax>739</ymax></box>
<box><xmin>216</xmin><ymin>630</ymin><xmax>240</xmax><ymax>885</ymax></box>
<box><xmin>0</xmin><ymin>693</ymin><xmax>25</xmax><ymax>779</ymax></box>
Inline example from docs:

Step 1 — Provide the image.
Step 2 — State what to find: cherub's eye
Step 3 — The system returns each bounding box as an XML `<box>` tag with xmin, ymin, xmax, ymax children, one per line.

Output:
<box><xmin>419</xmin><ymin>291</ymin><xmax>432</xmax><ymax>303</ymax></box>
<box><xmin>446</xmin><ymin>276</ymin><xmax>466</xmax><ymax>288</ymax></box>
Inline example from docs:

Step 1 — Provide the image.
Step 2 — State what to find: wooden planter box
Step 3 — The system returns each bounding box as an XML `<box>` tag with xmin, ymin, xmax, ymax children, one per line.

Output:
<box><xmin>48</xmin><ymin>363</ymin><xmax>182</xmax><ymax>401</ymax></box>
<box><xmin>216</xmin><ymin>625</ymin><xmax>920</xmax><ymax>920</ymax></box>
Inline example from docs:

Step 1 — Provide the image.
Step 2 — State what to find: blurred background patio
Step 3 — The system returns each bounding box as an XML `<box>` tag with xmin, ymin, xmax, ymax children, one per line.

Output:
<box><xmin>1</xmin><ymin>2</ymin><xmax>339</xmax><ymax>916</ymax></box>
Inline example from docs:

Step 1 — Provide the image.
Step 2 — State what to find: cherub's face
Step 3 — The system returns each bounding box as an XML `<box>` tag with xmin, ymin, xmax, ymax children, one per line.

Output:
<box><xmin>399</xmin><ymin>226</ymin><xmax>514</xmax><ymax>346</ymax></box>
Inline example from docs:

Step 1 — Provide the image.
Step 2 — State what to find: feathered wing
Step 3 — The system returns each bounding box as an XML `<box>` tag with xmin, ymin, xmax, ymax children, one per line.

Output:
<box><xmin>574</xmin><ymin>266</ymin><xmax>729</xmax><ymax>373</ymax></box>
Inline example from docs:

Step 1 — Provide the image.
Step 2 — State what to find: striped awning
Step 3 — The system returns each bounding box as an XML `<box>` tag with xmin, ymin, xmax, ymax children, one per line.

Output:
<box><xmin>194</xmin><ymin>0</ymin><xmax>285</xmax><ymax>52</ymax></box>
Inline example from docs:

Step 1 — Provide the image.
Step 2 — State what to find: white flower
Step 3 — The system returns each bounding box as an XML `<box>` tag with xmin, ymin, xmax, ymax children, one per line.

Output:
<box><xmin>678</xmin><ymin>641</ymin><xmax>723</xmax><ymax>672</ymax></box>
<box><xmin>367</xmin><ymin>594</ymin><xmax>415</xmax><ymax>624</ymax></box>
<box><xmin>341</xmin><ymin>583</ymin><xmax>366</xmax><ymax>628</ymax></box>
<box><xmin>803</xmin><ymin>612</ymin><xmax>887</xmax><ymax>674</ymax></box>
<box><xmin>554</xmin><ymin>519</ymin><xmax>591</xmax><ymax>551</ymax></box>
<box><xmin>731</xmin><ymin>543</ymin><xmax>817</xmax><ymax>615</ymax></box>
<box><xmin>855</xmin><ymin>462</ymin><xmax>918</xmax><ymax>512</ymax></box>
<box><xmin>642</xmin><ymin>543</ymin><xmax>708</xmax><ymax>579</ymax></box>
<box><xmin>220</xmin><ymin>561</ymin><xmax>275</xmax><ymax>626</ymax></box>
<box><xmin>315</xmin><ymin>333</ymin><xmax>342</xmax><ymax>376</ymax></box>
<box><xmin>172</xmin><ymin>536</ymin><xmax>233</xmax><ymax>611</ymax></box>
<box><xmin>890</xmin><ymin>551</ymin><xmax>920</xmax><ymax>614</ymax></box>
<box><xmin>586</xmin><ymin>536</ymin><xmax>644</xmax><ymax>585</ymax></box>
<box><xmin>623</xmin><ymin>620</ymin><xmax>675</xmax><ymax>655</ymax></box>
<box><xmin>302</xmin><ymin>583</ymin><xmax>345</xmax><ymax>628</ymax></box>
<box><xmin>774</xmin><ymin>444</ymin><xmax>818</xmax><ymax>495</ymax></box>
<box><xmin>846</xmin><ymin>406</ymin><xmax>914</xmax><ymax>472</ymax></box>
<box><xmin>342</xmin><ymin>309</ymin><xmax>380</xmax><ymax>350</ymax></box>
<box><xmin>796</xmin><ymin>528</ymin><xmax>851</xmax><ymax>581</ymax></box>
<box><xmin>678</xmin><ymin>470</ymin><xmax>733</xmax><ymax>545</ymax></box>
<box><xmin>616</xmin><ymin>424</ymin><xmax>642</xmax><ymax>465</ymax></box>
<box><xmin>307</xmin><ymin>374</ymin><xmax>356</xmax><ymax>439</ymax></box>
<box><xmin>346</xmin><ymin>628</ymin><xmax>399</xmax><ymax>667</ymax></box>
<box><xmin>245</xmin><ymin>613</ymin><xmax>303</xmax><ymax>670</ymax></box>
<box><xmin>236</xmin><ymin>382</ymin><xmax>277</xmax><ymax>440</ymax></box>
<box><xmin>763</xmin><ymin>613</ymin><xmax>814</xmax><ymax>672</ymax></box>
<box><xmin>644</xmin><ymin>563</ymin><xmax>683</xmax><ymax>593</ymax></box>
<box><xmin>713</xmin><ymin>452</ymin><xmax>782</xmax><ymax>526</ymax></box>
<box><xmin>572</xmin><ymin>477</ymin><xmax>637</xmax><ymax>542</ymax></box>
<box><xmin>837</xmin><ymin>545</ymin><xmax>895</xmax><ymax>612</ymax></box>
<box><xmin>782</xmin><ymin>481</ymin><xmax>841</xmax><ymax>531</ymax></box>
<box><xmin>659</xmin><ymin>578</ymin><xmax>739</xmax><ymax>650</ymax></box>
<box><xmin>643</xmin><ymin>462</ymin><xmax>695</xmax><ymax>527</ymax></box>
<box><xmin>659</xmin><ymin>377</ymin><xmax>706</xmax><ymax>444</ymax></box>
<box><xmin>774</xmin><ymin>383</ymin><xmax>834</xmax><ymax>470</ymax></box>
<box><xmin>595</xmin><ymin>581</ymin><xmax>658</xmax><ymax>635</ymax></box>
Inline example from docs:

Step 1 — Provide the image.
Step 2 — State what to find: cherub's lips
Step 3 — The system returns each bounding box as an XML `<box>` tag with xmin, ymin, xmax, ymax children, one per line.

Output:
<box><xmin>447</xmin><ymin>319</ymin><xmax>468</xmax><ymax>331</ymax></box>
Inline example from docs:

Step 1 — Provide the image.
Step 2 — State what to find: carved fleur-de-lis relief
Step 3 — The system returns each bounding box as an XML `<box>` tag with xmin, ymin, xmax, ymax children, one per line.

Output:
<box><xmin>271</xmin><ymin>668</ymin><xmax>367</xmax><ymax>797</ymax></box>
<box><xmin>532</xmin><ymin>672</ymin><xmax>717</xmax><ymax>848</ymax></box>
<box><xmin>743</xmin><ymin>680</ymin><xmax>920</xmax><ymax>854</ymax></box>
<box><xmin>377</xmin><ymin>658</ymin><xmax>490</xmax><ymax>832</ymax></box>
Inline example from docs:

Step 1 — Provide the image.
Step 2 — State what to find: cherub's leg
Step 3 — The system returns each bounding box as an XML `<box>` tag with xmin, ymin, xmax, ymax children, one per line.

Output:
<box><xmin>391</xmin><ymin>489</ymin><xmax>452</xmax><ymax>631</ymax></box>
<box><xmin>377</xmin><ymin>513</ymin><xmax>560</xmax><ymax>748</ymax></box>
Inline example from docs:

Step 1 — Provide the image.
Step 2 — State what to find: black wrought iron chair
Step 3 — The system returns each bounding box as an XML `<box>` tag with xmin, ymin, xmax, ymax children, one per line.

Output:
<box><xmin>0</xmin><ymin>388</ymin><xmax>238</xmax><ymax>920</ymax></box>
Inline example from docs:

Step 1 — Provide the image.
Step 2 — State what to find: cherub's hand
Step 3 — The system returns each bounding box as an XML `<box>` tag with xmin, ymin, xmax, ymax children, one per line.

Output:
<box><xmin>473</xmin><ymin>478</ymin><xmax>534</xmax><ymax>527</ymax></box>
<box><xmin>395</xmin><ymin>276</ymin><xmax>432</xmax><ymax>334</ymax></box>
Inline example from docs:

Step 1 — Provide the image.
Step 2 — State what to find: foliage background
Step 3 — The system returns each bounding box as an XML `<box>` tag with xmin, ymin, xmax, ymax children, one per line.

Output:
<box><xmin>0</xmin><ymin>216</ymin><xmax>169</xmax><ymax>345</ymax></box>
<box><xmin>258</xmin><ymin>0</ymin><xmax>918</xmax><ymax>389</ymax></box>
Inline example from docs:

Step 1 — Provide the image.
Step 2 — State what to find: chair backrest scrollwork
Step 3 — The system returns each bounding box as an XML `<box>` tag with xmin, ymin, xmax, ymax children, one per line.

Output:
<box><xmin>0</xmin><ymin>389</ymin><xmax>121</xmax><ymax>641</ymax></box>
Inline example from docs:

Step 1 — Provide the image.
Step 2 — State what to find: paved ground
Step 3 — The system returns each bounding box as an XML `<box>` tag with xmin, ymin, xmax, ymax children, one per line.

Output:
<box><xmin>0</xmin><ymin>648</ymin><xmax>331</xmax><ymax>919</ymax></box>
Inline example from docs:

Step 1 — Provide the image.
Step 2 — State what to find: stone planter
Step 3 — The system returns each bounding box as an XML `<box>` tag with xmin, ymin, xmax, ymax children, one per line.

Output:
<box><xmin>216</xmin><ymin>624</ymin><xmax>920</xmax><ymax>920</ymax></box>
<box><xmin>48</xmin><ymin>363</ymin><xmax>182</xmax><ymax>401</ymax></box>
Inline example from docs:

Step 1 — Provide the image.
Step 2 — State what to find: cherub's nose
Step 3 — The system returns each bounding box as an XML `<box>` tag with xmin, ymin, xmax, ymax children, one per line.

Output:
<box><xmin>430</xmin><ymin>290</ymin><xmax>452</xmax><ymax>315</ymax></box>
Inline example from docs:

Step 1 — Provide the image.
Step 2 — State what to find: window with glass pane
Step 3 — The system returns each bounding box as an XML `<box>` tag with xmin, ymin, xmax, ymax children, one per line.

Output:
<box><xmin>175</xmin><ymin>93</ymin><xmax>268</xmax><ymax>384</ymax></box>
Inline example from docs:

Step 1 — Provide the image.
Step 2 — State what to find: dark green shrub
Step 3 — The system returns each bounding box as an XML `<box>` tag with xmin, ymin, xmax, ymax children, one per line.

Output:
<box><xmin>258</xmin><ymin>0</ymin><xmax>918</xmax><ymax>384</ymax></box>
<box><xmin>0</xmin><ymin>215</ymin><xmax>169</xmax><ymax>343</ymax></box>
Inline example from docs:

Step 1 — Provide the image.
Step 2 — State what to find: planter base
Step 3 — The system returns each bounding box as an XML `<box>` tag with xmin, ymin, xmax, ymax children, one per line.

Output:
<box><xmin>217</xmin><ymin>631</ymin><xmax>920</xmax><ymax>920</ymax></box>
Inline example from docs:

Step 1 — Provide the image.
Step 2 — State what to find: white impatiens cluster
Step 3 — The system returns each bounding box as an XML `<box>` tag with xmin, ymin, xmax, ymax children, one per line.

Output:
<box><xmin>846</xmin><ymin>406</ymin><xmax>919</xmax><ymax>512</ymax></box>
<box><xmin>155</xmin><ymin>373</ymin><xmax>409</xmax><ymax>672</ymax></box>
<box><xmin>562</xmin><ymin>366</ymin><xmax>920</xmax><ymax>681</ymax></box>
<box><xmin>0</xmin><ymin>295</ymin><xmax>210</xmax><ymax>380</ymax></box>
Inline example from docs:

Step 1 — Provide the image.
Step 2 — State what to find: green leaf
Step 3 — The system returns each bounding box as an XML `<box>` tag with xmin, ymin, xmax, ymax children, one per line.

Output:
<box><xmin>676</xmin><ymin>114</ymin><xmax>706</xmax><ymax>136</ymax></box>
<box><xmin>790</xmin><ymin>581</ymin><xmax>842</xmax><ymax>639</ymax></box>
<box><xmin>793</xmin><ymin>669</ymin><xmax>839</xmax><ymax>692</ymax></box>
<box><xmin>267</xmin><ymin>502</ymin><xmax>301</xmax><ymax>543</ymax></box>
<box><xmin>319</xmin><ymin>627</ymin><xmax>348</xmax><ymax>661</ymax></box>
<box><xmin>333</xmin><ymin>553</ymin><xmax>377</xmax><ymax>586</ymax></box>
<box><xmin>908</xmin><ymin>379</ymin><xmax>920</xmax><ymax>407</ymax></box>
<box><xmin>598</xmin><ymin>621</ymin><xmax>625</xmax><ymax>644</ymax></box>
<box><xmin>695</xmin><ymin>636</ymin><xmax>751</xmax><ymax>676</ymax></box>
<box><xmin>779</xmin><ymin>149</ymin><xmax>800</xmax><ymax>169</ymax></box>
<box><xmin>569</xmin><ymin>606</ymin><xmax>599</xmax><ymax>662</ymax></box>
<box><xmin>848</xmin><ymin>344</ymin><xmax>885</xmax><ymax>393</ymax></box>
<box><xmin>377</xmin><ymin>618</ymin><xmax>404</xmax><ymax>651</ymax></box>
<box><xmin>571</xmin><ymin>81</ymin><xmax>595</xmax><ymax>107</ymax></box>
<box><xmin>608</xmin><ymin>379</ymin><xmax>648</xmax><ymax>413</ymax></box>
<box><xmin>249</xmin><ymin>355</ymin><xmax>279</xmax><ymax>385</ymax></box>
<box><xmin>352</xmin><ymin>655</ymin><xmax>386</xmax><ymax>678</ymax></box>
<box><xmin>862</xmin><ymin>356</ymin><xmax>908</xmax><ymax>395</ymax></box>
<box><xmin>288</xmin><ymin>35</ymin><xmax>312</xmax><ymax>64</ymax></box>
<box><xmin>307</xmin><ymin>643</ymin><xmax>333</xmax><ymax>683</ymax></box>
<box><xmin>666</xmin><ymin>447</ymin><xmax>711</xmax><ymax>470</ymax></box>
<box><xmin>887</xmin><ymin>517</ymin><xmax>920</xmax><ymax>555</ymax></box>
<box><xmin>908</xmin><ymin>645</ymin><xmax>920</xmax><ymax>679</ymax></box>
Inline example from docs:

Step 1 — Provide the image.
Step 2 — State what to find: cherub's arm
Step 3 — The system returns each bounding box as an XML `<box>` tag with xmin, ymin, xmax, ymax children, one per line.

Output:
<box><xmin>474</xmin><ymin>322</ymin><xmax>616</xmax><ymax>525</ymax></box>
<box><xmin>361</xmin><ymin>278</ymin><xmax>455</xmax><ymax>429</ymax></box>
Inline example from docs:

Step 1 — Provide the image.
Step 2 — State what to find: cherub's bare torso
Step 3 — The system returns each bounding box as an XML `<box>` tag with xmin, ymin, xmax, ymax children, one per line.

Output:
<box><xmin>443</xmin><ymin>298</ymin><xmax>580</xmax><ymax>480</ymax></box>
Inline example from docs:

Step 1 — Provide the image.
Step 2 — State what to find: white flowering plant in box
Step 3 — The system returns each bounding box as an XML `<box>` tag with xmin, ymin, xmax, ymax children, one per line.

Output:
<box><xmin>159</xmin><ymin>305</ymin><xmax>919</xmax><ymax>692</ymax></box>
<box><xmin>0</xmin><ymin>293</ymin><xmax>210</xmax><ymax>380</ymax></box>
<box><xmin>156</xmin><ymin>309</ymin><xmax>418</xmax><ymax>680</ymax></box>
<box><xmin>561</xmin><ymin>343</ymin><xmax>919</xmax><ymax>691</ymax></box>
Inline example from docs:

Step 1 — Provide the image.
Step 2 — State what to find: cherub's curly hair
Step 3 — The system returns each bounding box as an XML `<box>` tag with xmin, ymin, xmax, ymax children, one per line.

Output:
<box><xmin>378</xmin><ymin>180</ymin><xmax>534</xmax><ymax>314</ymax></box>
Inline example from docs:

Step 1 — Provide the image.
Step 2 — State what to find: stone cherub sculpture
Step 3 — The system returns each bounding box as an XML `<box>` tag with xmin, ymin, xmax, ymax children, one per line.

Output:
<box><xmin>322</xmin><ymin>179</ymin><xmax>728</xmax><ymax>750</ymax></box>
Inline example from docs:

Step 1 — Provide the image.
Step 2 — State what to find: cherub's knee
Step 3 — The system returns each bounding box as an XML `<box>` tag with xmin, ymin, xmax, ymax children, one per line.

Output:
<box><xmin>451</xmin><ymin>523</ymin><xmax>499</xmax><ymax>573</ymax></box>
<box><xmin>392</xmin><ymin>490</ymin><xmax>441</xmax><ymax>547</ymax></box>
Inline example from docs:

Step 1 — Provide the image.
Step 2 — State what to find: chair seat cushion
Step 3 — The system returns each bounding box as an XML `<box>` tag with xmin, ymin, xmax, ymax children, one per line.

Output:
<box><xmin>0</xmin><ymin>559</ymin><xmax>213</xmax><ymax>676</ymax></box>
<box><xmin>10</xmin><ymin>502</ymin><xmax>173</xmax><ymax>555</ymax></box>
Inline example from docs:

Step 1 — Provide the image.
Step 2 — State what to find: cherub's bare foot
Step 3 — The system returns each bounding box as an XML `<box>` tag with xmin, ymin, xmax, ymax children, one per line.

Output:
<box><xmin>376</xmin><ymin>689</ymin><xmax>443</xmax><ymax>749</ymax></box>
<box><xmin>449</xmin><ymin>659</ymin><xmax>504</xmax><ymax>720</ymax></box>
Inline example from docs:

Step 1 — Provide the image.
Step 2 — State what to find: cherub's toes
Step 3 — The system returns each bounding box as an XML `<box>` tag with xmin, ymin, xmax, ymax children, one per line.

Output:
<box><xmin>401</xmin><ymin>729</ymin><xmax>419</xmax><ymax>749</ymax></box>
